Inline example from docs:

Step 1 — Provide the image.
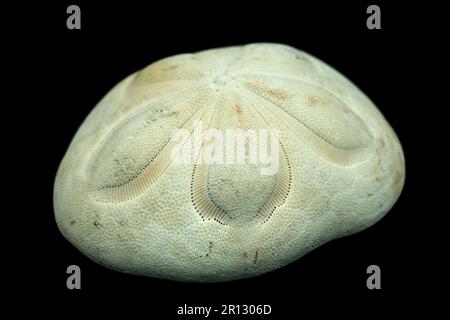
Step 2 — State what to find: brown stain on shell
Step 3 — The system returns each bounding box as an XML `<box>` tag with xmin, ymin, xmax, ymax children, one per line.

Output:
<box><xmin>253</xmin><ymin>248</ymin><xmax>260</xmax><ymax>264</ymax></box>
<box><xmin>392</xmin><ymin>170</ymin><xmax>404</xmax><ymax>196</ymax></box>
<box><xmin>306</xmin><ymin>95</ymin><xmax>324</xmax><ymax>107</ymax></box>
<box><xmin>245</xmin><ymin>79</ymin><xmax>290</xmax><ymax>101</ymax></box>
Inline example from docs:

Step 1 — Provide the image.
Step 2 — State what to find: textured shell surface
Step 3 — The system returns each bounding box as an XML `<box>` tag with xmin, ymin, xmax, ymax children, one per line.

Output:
<box><xmin>54</xmin><ymin>43</ymin><xmax>405</xmax><ymax>282</ymax></box>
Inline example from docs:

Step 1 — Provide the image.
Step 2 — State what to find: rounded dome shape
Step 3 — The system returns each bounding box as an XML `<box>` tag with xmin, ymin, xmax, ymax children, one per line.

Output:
<box><xmin>54</xmin><ymin>43</ymin><xmax>405</xmax><ymax>282</ymax></box>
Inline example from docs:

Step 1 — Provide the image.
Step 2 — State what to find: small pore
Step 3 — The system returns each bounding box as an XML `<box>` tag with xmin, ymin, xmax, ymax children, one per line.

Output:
<box><xmin>235</xmin><ymin>104</ymin><xmax>242</xmax><ymax>115</ymax></box>
<box><xmin>93</xmin><ymin>221</ymin><xmax>103</xmax><ymax>228</ymax></box>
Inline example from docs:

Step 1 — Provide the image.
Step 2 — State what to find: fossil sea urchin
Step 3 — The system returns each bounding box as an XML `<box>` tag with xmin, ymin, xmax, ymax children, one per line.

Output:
<box><xmin>54</xmin><ymin>43</ymin><xmax>405</xmax><ymax>282</ymax></box>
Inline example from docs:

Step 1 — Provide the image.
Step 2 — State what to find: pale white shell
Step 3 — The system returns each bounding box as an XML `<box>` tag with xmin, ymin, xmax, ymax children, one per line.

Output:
<box><xmin>54</xmin><ymin>43</ymin><xmax>405</xmax><ymax>282</ymax></box>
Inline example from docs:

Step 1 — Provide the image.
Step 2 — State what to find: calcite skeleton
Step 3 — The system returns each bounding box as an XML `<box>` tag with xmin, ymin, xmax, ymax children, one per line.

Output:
<box><xmin>54</xmin><ymin>43</ymin><xmax>405</xmax><ymax>282</ymax></box>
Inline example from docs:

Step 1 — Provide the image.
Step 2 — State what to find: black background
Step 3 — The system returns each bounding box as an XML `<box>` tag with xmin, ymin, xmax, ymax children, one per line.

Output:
<box><xmin>10</xmin><ymin>0</ymin><xmax>438</xmax><ymax>316</ymax></box>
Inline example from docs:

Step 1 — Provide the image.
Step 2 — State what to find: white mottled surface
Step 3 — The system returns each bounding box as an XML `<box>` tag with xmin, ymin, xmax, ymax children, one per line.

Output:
<box><xmin>54</xmin><ymin>43</ymin><xmax>405</xmax><ymax>282</ymax></box>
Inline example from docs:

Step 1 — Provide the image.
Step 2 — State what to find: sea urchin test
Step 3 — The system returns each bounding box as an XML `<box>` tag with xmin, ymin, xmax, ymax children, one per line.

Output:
<box><xmin>54</xmin><ymin>43</ymin><xmax>405</xmax><ymax>282</ymax></box>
